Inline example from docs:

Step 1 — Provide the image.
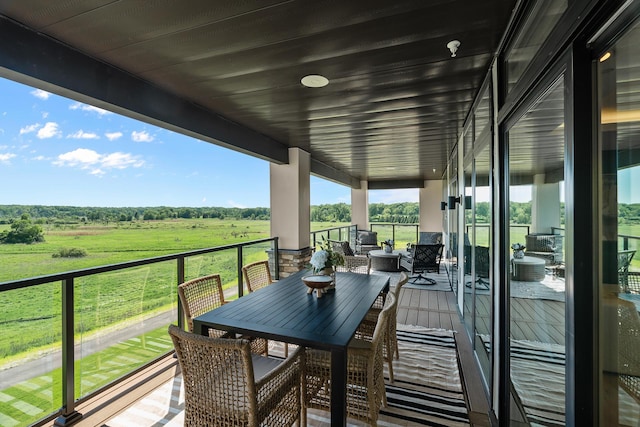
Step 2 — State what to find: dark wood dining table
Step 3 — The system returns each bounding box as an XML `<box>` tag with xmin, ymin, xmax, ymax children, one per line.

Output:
<box><xmin>193</xmin><ymin>269</ymin><xmax>390</xmax><ymax>426</ymax></box>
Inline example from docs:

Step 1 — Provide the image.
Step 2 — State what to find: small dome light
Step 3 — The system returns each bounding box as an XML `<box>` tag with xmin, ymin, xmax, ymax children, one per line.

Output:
<box><xmin>301</xmin><ymin>75</ymin><xmax>329</xmax><ymax>88</ymax></box>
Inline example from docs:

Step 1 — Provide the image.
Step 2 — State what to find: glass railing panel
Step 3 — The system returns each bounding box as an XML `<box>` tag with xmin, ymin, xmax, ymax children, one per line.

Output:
<box><xmin>75</xmin><ymin>261</ymin><xmax>177</xmax><ymax>399</ymax></box>
<box><xmin>0</xmin><ymin>282</ymin><xmax>61</xmax><ymax>426</ymax></box>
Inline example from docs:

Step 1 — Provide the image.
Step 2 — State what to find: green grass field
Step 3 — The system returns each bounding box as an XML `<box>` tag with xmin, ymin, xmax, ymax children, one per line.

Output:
<box><xmin>0</xmin><ymin>218</ymin><xmax>350</xmax><ymax>426</ymax></box>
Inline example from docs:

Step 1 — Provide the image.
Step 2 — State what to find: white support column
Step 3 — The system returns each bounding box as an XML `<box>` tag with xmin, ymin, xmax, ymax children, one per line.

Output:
<box><xmin>531</xmin><ymin>174</ymin><xmax>561</xmax><ymax>234</ymax></box>
<box><xmin>419</xmin><ymin>180</ymin><xmax>444</xmax><ymax>232</ymax></box>
<box><xmin>351</xmin><ymin>180</ymin><xmax>369</xmax><ymax>230</ymax></box>
<box><xmin>270</xmin><ymin>148</ymin><xmax>312</xmax><ymax>276</ymax></box>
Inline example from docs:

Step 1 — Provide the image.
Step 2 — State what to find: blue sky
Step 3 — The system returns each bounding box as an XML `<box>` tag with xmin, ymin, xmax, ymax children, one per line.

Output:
<box><xmin>0</xmin><ymin>77</ymin><xmax>418</xmax><ymax>208</ymax></box>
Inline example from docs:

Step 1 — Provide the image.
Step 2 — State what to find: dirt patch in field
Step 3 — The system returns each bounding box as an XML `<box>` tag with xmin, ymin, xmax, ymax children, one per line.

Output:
<box><xmin>47</xmin><ymin>230</ymin><xmax>106</xmax><ymax>236</ymax></box>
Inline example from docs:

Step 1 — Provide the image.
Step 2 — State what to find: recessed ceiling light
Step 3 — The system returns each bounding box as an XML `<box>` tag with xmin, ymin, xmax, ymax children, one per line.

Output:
<box><xmin>301</xmin><ymin>75</ymin><xmax>329</xmax><ymax>88</ymax></box>
<box><xmin>599</xmin><ymin>51</ymin><xmax>612</xmax><ymax>62</ymax></box>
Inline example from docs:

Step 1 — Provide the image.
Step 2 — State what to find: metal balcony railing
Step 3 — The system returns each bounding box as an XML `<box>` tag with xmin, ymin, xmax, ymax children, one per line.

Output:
<box><xmin>0</xmin><ymin>237</ymin><xmax>277</xmax><ymax>427</ymax></box>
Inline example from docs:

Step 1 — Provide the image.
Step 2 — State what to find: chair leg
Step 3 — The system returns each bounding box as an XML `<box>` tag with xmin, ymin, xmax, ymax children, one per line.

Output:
<box><xmin>409</xmin><ymin>273</ymin><xmax>436</xmax><ymax>285</ymax></box>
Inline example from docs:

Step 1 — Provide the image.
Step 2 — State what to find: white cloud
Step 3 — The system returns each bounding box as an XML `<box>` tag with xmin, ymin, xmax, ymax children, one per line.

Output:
<box><xmin>227</xmin><ymin>200</ymin><xmax>247</xmax><ymax>208</ymax></box>
<box><xmin>20</xmin><ymin>123</ymin><xmax>40</xmax><ymax>135</ymax></box>
<box><xmin>68</xmin><ymin>130</ymin><xmax>99</xmax><ymax>140</ymax></box>
<box><xmin>69</xmin><ymin>102</ymin><xmax>111</xmax><ymax>116</ymax></box>
<box><xmin>0</xmin><ymin>153</ymin><xmax>16</xmax><ymax>162</ymax></box>
<box><xmin>33</xmin><ymin>155</ymin><xmax>46</xmax><ymax>161</ymax></box>
<box><xmin>31</xmin><ymin>89</ymin><xmax>50</xmax><ymax>100</ymax></box>
<box><xmin>37</xmin><ymin>122</ymin><xmax>61</xmax><ymax>139</ymax></box>
<box><xmin>53</xmin><ymin>148</ymin><xmax>144</xmax><ymax>175</ymax></box>
<box><xmin>131</xmin><ymin>130</ymin><xmax>154</xmax><ymax>142</ymax></box>
<box><xmin>42</xmin><ymin>112</ymin><xmax>49</xmax><ymax>119</ymax></box>
<box><xmin>105</xmin><ymin>132</ymin><xmax>123</xmax><ymax>141</ymax></box>
<box><xmin>101</xmin><ymin>152</ymin><xmax>144</xmax><ymax>169</ymax></box>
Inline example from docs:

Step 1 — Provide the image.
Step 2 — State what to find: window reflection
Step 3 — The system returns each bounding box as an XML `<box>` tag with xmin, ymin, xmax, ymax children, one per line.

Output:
<box><xmin>505</xmin><ymin>0</ymin><xmax>567</xmax><ymax>93</ymax></box>
<box><xmin>598</xmin><ymin>19</ymin><xmax>640</xmax><ymax>425</ymax></box>
<box><xmin>507</xmin><ymin>76</ymin><xmax>566</xmax><ymax>425</ymax></box>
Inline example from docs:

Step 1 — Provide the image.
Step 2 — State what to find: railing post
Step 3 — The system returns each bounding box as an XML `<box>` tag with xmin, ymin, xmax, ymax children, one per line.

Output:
<box><xmin>176</xmin><ymin>257</ymin><xmax>185</xmax><ymax>330</ymax></box>
<box><xmin>392</xmin><ymin>224</ymin><xmax>396</xmax><ymax>246</ymax></box>
<box><xmin>273</xmin><ymin>237</ymin><xmax>280</xmax><ymax>280</ymax></box>
<box><xmin>54</xmin><ymin>278</ymin><xmax>82</xmax><ymax>426</ymax></box>
<box><xmin>237</xmin><ymin>245</ymin><xmax>244</xmax><ymax>297</ymax></box>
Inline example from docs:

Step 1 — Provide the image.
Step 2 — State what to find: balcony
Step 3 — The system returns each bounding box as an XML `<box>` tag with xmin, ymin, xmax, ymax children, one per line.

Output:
<box><xmin>0</xmin><ymin>225</ymin><xmax>488</xmax><ymax>427</ymax></box>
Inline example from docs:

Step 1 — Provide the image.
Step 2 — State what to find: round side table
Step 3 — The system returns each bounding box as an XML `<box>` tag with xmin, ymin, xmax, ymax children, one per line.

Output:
<box><xmin>368</xmin><ymin>249</ymin><xmax>401</xmax><ymax>272</ymax></box>
<box><xmin>511</xmin><ymin>256</ymin><xmax>546</xmax><ymax>281</ymax></box>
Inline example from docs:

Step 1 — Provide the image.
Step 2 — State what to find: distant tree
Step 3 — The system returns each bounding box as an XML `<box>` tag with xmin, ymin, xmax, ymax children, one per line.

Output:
<box><xmin>0</xmin><ymin>214</ymin><xmax>45</xmax><ymax>244</ymax></box>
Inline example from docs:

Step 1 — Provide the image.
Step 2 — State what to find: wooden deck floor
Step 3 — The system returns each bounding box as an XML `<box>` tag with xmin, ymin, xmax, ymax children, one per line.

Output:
<box><xmin>396</xmin><ymin>286</ymin><xmax>491</xmax><ymax>426</ymax></box>
<box><xmin>397</xmin><ymin>285</ymin><xmax>566</xmax><ymax>427</ymax></box>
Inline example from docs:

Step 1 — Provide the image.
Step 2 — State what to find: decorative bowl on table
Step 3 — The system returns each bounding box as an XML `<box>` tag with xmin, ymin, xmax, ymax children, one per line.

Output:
<box><xmin>302</xmin><ymin>274</ymin><xmax>334</xmax><ymax>297</ymax></box>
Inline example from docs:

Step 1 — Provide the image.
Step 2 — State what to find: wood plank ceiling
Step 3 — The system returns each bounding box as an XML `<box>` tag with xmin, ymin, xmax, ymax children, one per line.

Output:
<box><xmin>0</xmin><ymin>0</ymin><xmax>517</xmax><ymax>188</ymax></box>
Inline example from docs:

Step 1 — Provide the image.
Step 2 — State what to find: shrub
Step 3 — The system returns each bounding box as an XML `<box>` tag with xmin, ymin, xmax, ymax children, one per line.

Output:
<box><xmin>52</xmin><ymin>247</ymin><xmax>88</xmax><ymax>258</ymax></box>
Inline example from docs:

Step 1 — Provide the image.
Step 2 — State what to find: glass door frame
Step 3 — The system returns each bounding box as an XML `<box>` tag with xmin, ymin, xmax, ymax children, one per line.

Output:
<box><xmin>497</xmin><ymin>49</ymin><xmax>576</xmax><ymax>424</ymax></box>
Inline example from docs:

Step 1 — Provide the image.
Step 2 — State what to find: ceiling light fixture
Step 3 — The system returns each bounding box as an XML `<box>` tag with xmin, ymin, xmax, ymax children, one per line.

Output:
<box><xmin>446</xmin><ymin>40</ymin><xmax>460</xmax><ymax>57</ymax></box>
<box><xmin>301</xmin><ymin>74</ymin><xmax>329</xmax><ymax>88</ymax></box>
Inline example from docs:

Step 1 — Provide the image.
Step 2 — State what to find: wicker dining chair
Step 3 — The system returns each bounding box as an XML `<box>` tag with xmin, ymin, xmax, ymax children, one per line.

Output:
<box><xmin>242</xmin><ymin>260</ymin><xmax>289</xmax><ymax>357</ymax></box>
<box><xmin>168</xmin><ymin>325</ymin><xmax>305</xmax><ymax>427</ymax></box>
<box><xmin>242</xmin><ymin>260</ymin><xmax>273</xmax><ymax>293</ymax></box>
<box><xmin>305</xmin><ymin>292</ymin><xmax>396</xmax><ymax>425</ymax></box>
<box><xmin>178</xmin><ymin>274</ymin><xmax>267</xmax><ymax>355</ymax></box>
<box><xmin>358</xmin><ymin>272</ymin><xmax>408</xmax><ymax>383</ymax></box>
<box><xmin>335</xmin><ymin>255</ymin><xmax>371</xmax><ymax>274</ymax></box>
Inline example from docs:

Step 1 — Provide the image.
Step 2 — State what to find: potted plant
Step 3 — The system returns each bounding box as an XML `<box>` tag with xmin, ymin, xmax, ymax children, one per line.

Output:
<box><xmin>382</xmin><ymin>239</ymin><xmax>394</xmax><ymax>253</ymax></box>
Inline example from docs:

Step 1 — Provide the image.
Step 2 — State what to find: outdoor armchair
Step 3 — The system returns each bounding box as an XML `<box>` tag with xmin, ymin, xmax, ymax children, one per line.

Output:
<box><xmin>357</xmin><ymin>272</ymin><xmax>408</xmax><ymax>383</ymax></box>
<box><xmin>178</xmin><ymin>274</ymin><xmax>267</xmax><ymax>355</ymax></box>
<box><xmin>168</xmin><ymin>325</ymin><xmax>305</xmax><ymax>427</ymax></box>
<box><xmin>406</xmin><ymin>244</ymin><xmax>444</xmax><ymax>284</ymax></box>
<box><xmin>242</xmin><ymin>260</ymin><xmax>274</xmax><ymax>293</ymax></box>
<box><xmin>305</xmin><ymin>292</ymin><xmax>396</xmax><ymax>425</ymax></box>
<box><xmin>242</xmin><ymin>260</ymin><xmax>288</xmax><ymax>357</ymax></box>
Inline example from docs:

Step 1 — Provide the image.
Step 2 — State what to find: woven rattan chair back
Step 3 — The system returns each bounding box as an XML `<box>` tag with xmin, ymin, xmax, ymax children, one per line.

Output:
<box><xmin>306</xmin><ymin>292</ymin><xmax>396</xmax><ymax>425</ymax></box>
<box><xmin>388</xmin><ymin>273</ymin><xmax>409</xmax><ymax>367</ymax></box>
<box><xmin>336</xmin><ymin>255</ymin><xmax>371</xmax><ymax>274</ymax></box>
<box><xmin>168</xmin><ymin>325</ymin><xmax>303</xmax><ymax>427</ymax></box>
<box><xmin>178</xmin><ymin>274</ymin><xmax>226</xmax><ymax>333</ymax></box>
<box><xmin>242</xmin><ymin>260</ymin><xmax>273</xmax><ymax>293</ymax></box>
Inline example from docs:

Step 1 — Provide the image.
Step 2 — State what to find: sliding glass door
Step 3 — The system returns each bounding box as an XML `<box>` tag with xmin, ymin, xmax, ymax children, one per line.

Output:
<box><xmin>596</xmin><ymin>17</ymin><xmax>640</xmax><ymax>425</ymax></box>
<box><xmin>506</xmin><ymin>75</ymin><xmax>567</xmax><ymax>425</ymax></box>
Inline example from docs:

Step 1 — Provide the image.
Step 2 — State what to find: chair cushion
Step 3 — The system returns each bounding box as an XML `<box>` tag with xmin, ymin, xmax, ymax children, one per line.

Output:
<box><xmin>357</xmin><ymin>231</ymin><xmax>378</xmax><ymax>245</ymax></box>
<box><xmin>418</xmin><ymin>232</ymin><xmax>442</xmax><ymax>244</ymax></box>
<box><xmin>251</xmin><ymin>354</ymin><xmax>284</xmax><ymax>381</ymax></box>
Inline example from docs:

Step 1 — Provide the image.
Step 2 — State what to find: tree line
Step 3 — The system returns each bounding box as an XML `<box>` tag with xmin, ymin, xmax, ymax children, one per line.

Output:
<box><xmin>1</xmin><ymin>201</ymin><xmax>638</xmax><ymax>228</ymax></box>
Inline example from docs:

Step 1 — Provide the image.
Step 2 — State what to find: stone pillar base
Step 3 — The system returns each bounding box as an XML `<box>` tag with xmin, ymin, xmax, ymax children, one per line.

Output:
<box><xmin>275</xmin><ymin>247</ymin><xmax>313</xmax><ymax>278</ymax></box>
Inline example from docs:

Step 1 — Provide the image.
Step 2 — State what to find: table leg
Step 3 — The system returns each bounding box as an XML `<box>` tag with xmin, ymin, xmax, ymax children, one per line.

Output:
<box><xmin>331</xmin><ymin>348</ymin><xmax>347</xmax><ymax>426</ymax></box>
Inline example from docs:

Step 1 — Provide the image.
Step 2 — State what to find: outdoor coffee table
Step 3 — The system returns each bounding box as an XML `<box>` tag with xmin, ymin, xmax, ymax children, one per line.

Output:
<box><xmin>511</xmin><ymin>256</ymin><xmax>546</xmax><ymax>281</ymax></box>
<box><xmin>368</xmin><ymin>249</ymin><xmax>402</xmax><ymax>271</ymax></box>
